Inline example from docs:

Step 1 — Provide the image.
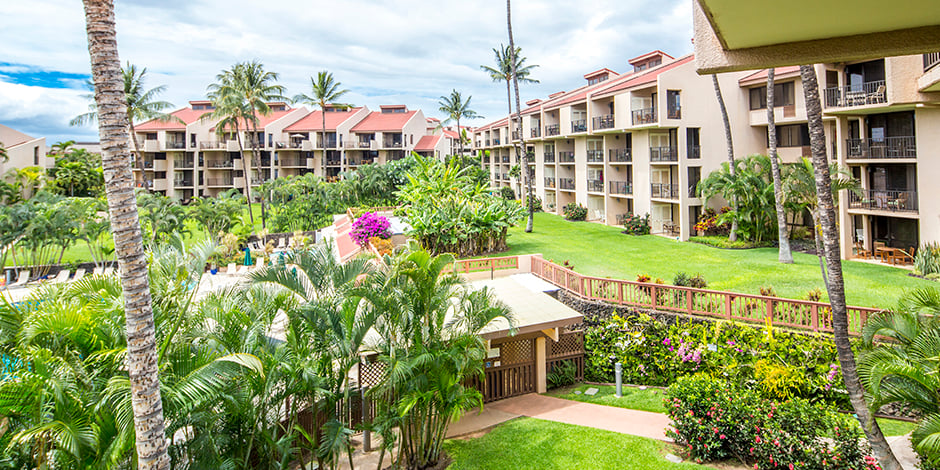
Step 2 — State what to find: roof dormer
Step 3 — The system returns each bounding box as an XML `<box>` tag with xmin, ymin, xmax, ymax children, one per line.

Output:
<box><xmin>628</xmin><ymin>50</ymin><xmax>674</xmax><ymax>73</ymax></box>
<box><xmin>583</xmin><ymin>68</ymin><xmax>617</xmax><ymax>85</ymax></box>
<box><xmin>380</xmin><ymin>105</ymin><xmax>408</xmax><ymax>114</ymax></box>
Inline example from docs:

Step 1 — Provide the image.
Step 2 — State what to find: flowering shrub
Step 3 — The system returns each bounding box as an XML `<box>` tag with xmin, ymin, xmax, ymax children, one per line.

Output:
<box><xmin>351</xmin><ymin>212</ymin><xmax>391</xmax><ymax>247</ymax></box>
<box><xmin>622</xmin><ymin>212</ymin><xmax>651</xmax><ymax>235</ymax></box>
<box><xmin>369</xmin><ymin>236</ymin><xmax>394</xmax><ymax>256</ymax></box>
<box><xmin>584</xmin><ymin>313</ymin><xmax>848</xmax><ymax>406</ymax></box>
<box><xmin>563</xmin><ymin>202</ymin><xmax>587</xmax><ymax>221</ymax></box>
<box><xmin>693</xmin><ymin>207</ymin><xmax>731</xmax><ymax>235</ymax></box>
<box><xmin>666</xmin><ymin>375</ymin><xmax>882</xmax><ymax>470</ymax></box>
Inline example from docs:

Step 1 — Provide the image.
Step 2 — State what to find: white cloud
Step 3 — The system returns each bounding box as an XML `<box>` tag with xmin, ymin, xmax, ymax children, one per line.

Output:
<box><xmin>0</xmin><ymin>0</ymin><xmax>692</xmax><ymax>141</ymax></box>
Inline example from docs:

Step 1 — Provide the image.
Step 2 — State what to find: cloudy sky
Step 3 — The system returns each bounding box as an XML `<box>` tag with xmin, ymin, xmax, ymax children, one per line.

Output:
<box><xmin>1</xmin><ymin>0</ymin><xmax>693</xmax><ymax>144</ymax></box>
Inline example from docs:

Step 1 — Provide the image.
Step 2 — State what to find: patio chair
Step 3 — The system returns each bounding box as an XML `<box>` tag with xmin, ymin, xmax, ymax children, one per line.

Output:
<box><xmin>72</xmin><ymin>268</ymin><xmax>86</xmax><ymax>282</ymax></box>
<box><xmin>92</xmin><ymin>266</ymin><xmax>104</xmax><ymax>276</ymax></box>
<box><xmin>8</xmin><ymin>270</ymin><xmax>30</xmax><ymax>288</ymax></box>
<box><xmin>854</xmin><ymin>242</ymin><xmax>872</xmax><ymax>259</ymax></box>
<box><xmin>102</xmin><ymin>266</ymin><xmax>114</xmax><ymax>276</ymax></box>
<box><xmin>887</xmin><ymin>193</ymin><xmax>909</xmax><ymax>211</ymax></box>
<box><xmin>50</xmin><ymin>270</ymin><xmax>70</xmax><ymax>284</ymax></box>
<box><xmin>868</xmin><ymin>84</ymin><xmax>886</xmax><ymax>104</ymax></box>
<box><xmin>226</xmin><ymin>263</ymin><xmax>237</xmax><ymax>275</ymax></box>
<box><xmin>236</xmin><ymin>265</ymin><xmax>249</xmax><ymax>275</ymax></box>
<box><xmin>895</xmin><ymin>247</ymin><xmax>915</xmax><ymax>265</ymax></box>
<box><xmin>873</xmin><ymin>241</ymin><xmax>887</xmax><ymax>262</ymax></box>
<box><xmin>254</xmin><ymin>257</ymin><xmax>264</xmax><ymax>269</ymax></box>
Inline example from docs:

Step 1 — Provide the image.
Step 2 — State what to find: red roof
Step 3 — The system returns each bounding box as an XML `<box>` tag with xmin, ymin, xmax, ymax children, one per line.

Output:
<box><xmin>738</xmin><ymin>66</ymin><xmax>802</xmax><ymax>86</ymax></box>
<box><xmin>443</xmin><ymin>129</ymin><xmax>459</xmax><ymax>139</ymax></box>
<box><xmin>350</xmin><ymin>110</ymin><xmax>418</xmax><ymax>133</ymax></box>
<box><xmin>136</xmin><ymin>107</ymin><xmax>210</xmax><ymax>131</ymax></box>
<box><xmin>592</xmin><ymin>55</ymin><xmax>694</xmax><ymax>98</ymax></box>
<box><xmin>414</xmin><ymin>134</ymin><xmax>442</xmax><ymax>151</ymax></box>
<box><xmin>284</xmin><ymin>108</ymin><xmax>362</xmax><ymax>132</ymax></box>
<box><xmin>628</xmin><ymin>50</ymin><xmax>674</xmax><ymax>65</ymax></box>
<box><xmin>476</xmin><ymin>117</ymin><xmax>509</xmax><ymax>131</ymax></box>
<box><xmin>212</xmin><ymin>109</ymin><xmax>297</xmax><ymax>132</ymax></box>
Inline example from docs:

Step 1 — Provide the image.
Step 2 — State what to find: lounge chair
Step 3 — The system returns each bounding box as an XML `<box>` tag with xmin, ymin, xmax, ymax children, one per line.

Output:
<box><xmin>254</xmin><ymin>257</ymin><xmax>264</xmax><ymax>269</ymax></box>
<box><xmin>50</xmin><ymin>270</ymin><xmax>70</xmax><ymax>284</ymax></box>
<box><xmin>236</xmin><ymin>265</ymin><xmax>249</xmax><ymax>275</ymax></box>
<box><xmin>277</xmin><ymin>238</ymin><xmax>287</xmax><ymax>249</ymax></box>
<box><xmin>72</xmin><ymin>268</ymin><xmax>86</xmax><ymax>282</ymax></box>
<box><xmin>102</xmin><ymin>266</ymin><xmax>114</xmax><ymax>276</ymax></box>
<box><xmin>93</xmin><ymin>266</ymin><xmax>104</xmax><ymax>276</ymax></box>
<box><xmin>226</xmin><ymin>263</ymin><xmax>237</xmax><ymax>275</ymax></box>
<box><xmin>8</xmin><ymin>270</ymin><xmax>30</xmax><ymax>288</ymax></box>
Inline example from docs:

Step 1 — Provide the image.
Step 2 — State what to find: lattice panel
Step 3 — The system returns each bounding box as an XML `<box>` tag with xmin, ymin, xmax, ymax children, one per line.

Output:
<box><xmin>499</xmin><ymin>339</ymin><xmax>534</xmax><ymax>365</ymax></box>
<box><xmin>549</xmin><ymin>331</ymin><xmax>584</xmax><ymax>358</ymax></box>
<box><xmin>358</xmin><ymin>356</ymin><xmax>386</xmax><ymax>388</ymax></box>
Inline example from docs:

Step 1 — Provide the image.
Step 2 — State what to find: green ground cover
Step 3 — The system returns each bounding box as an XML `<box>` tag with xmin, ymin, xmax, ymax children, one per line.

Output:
<box><xmin>444</xmin><ymin>417</ymin><xmax>707</xmax><ymax>470</ymax></box>
<box><xmin>501</xmin><ymin>212</ymin><xmax>933</xmax><ymax>309</ymax></box>
<box><xmin>547</xmin><ymin>383</ymin><xmax>916</xmax><ymax>437</ymax></box>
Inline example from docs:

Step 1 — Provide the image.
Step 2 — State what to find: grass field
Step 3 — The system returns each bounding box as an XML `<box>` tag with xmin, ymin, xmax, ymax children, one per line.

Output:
<box><xmin>500</xmin><ymin>212</ymin><xmax>934</xmax><ymax>309</ymax></box>
<box><xmin>444</xmin><ymin>417</ymin><xmax>707</xmax><ymax>470</ymax></box>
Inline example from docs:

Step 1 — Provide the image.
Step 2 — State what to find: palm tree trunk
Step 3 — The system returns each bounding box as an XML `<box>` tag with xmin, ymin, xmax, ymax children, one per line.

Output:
<box><xmin>81</xmin><ymin>1</ymin><xmax>170</xmax><ymax>468</ymax></box>
<box><xmin>250</xmin><ymin>123</ymin><xmax>266</xmax><ymax>229</ymax></box>
<box><xmin>712</xmin><ymin>74</ymin><xmax>737</xmax><ymax>242</ymax></box>
<box><xmin>129</xmin><ymin>120</ymin><xmax>147</xmax><ymax>188</ymax></box>
<box><xmin>506</xmin><ymin>0</ymin><xmax>533</xmax><ymax>233</ymax></box>
<box><xmin>809</xmin><ymin>209</ymin><xmax>828</xmax><ymax>289</ymax></box>
<box><xmin>800</xmin><ymin>64</ymin><xmax>901</xmax><ymax>470</ymax></box>
<box><xmin>235</xmin><ymin>129</ymin><xmax>256</xmax><ymax>230</ymax></box>
<box><xmin>767</xmin><ymin>69</ymin><xmax>792</xmax><ymax>264</ymax></box>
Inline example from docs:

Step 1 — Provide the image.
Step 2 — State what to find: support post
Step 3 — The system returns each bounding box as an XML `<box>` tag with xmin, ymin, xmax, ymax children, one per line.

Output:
<box><xmin>362</xmin><ymin>387</ymin><xmax>371</xmax><ymax>452</ymax></box>
<box><xmin>615</xmin><ymin>362</ymin><xmax>623</xmax><ymax>397</ymax></box>
<box><xmin>535</xmin><ymin>337</ymin><xmax>547</xmax><ymax>394</ymax></box>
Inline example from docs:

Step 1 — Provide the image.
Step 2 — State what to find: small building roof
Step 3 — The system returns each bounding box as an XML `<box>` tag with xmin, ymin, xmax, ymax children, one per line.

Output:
<box><xmin>136</xmin><ymin>107</ymin><xmax>211</xmax><ymax>131</ymax></box>
<box><xmin>738</xmin><ymin>66</ymin><xmax>802</xmax><ymax>86</ymax></box>
<box><xmin>0</xmin><ymin>123</ymin><xmax>35</xmax><ymax>147</ymax></box>
<box><xmin>350</xmin><ymin>109</ymin><xmax>418</xmax><ymax>133</ymax></box>
<box><xmin>414</xmin><ymin>134</ymin><xmax>442</xmax><ymax>151</ymax></box>
<box><xmin>474</xmin><ymin>275</ymin><xmax>583</xmax><ymax>340</ymax></box>
<box><xmin>628</xmin><ymin>50</ymin><xmax>674</xmax><ymax>65</ymax></box>
<box><xmin>592</xmin><ymin>54</ymin><xmax>694</xmax><ymax>99</ymax></box>
<box><xmin>284</xmin><ymin>108</ymin><xmax>362</xmax><ymax>132</ymax></box>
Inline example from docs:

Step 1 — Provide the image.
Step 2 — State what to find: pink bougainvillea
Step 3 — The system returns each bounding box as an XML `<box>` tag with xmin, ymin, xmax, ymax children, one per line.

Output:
<box><xmin>351</xmin><ymin>212</ymin><xmax>391</xmax><ymax>247</ymax></box>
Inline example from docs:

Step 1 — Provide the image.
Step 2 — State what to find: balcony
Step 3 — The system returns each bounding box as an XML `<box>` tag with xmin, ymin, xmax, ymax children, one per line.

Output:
<box><xmin>143</xmin><ymin>161</ymin><xmax>154</xmax><ymax>169</ymax></box>
<box><xmin>512</xmin><ymin>131</ymin><xmax>520</xmax><ymax>140</ymax></box>
<box><xmin>543</xmin><ymin>152</ymin><xmax>555</xmax><ymax>163</ymax></box>
<box><xmin>846</xmin><ymin>137</ymin><xmax>916</xmax><ymax>159</ymax></box>
<box><xmin>174</xmin><ymin>158</ymin><xmax>194</xmax><ymax>168</ymax></box>
<box><xmin>559</xmin><ymin>178</ymin><xmax>575</xmax><ymax>191</ymax></box>
<box><xmin>485</xmin><ymin>139</ymin><xmax>491</xmax><ymax>146</ymax></box>
<box><xmin>531</xmin><ymin>128</ymin><xmax>541</xmax><ymax>138</ymax></box>
<box><xmin>383</xmin><ymin>140</ymin><xmax>403</xmax><ymax>149</ymax></box>
<box><xmin>571</xmin><ymin>120</ymin><xmax>587</xmax><ymax>133</ymax></box>
<box><xmin>208</xmin><ymin>160</ymin><xmax>235</xmax><ymax>169</ymax></box>
<box><xmin>317</xmin><ymin>139</ymin><xmax>338</xmax><ymax>149</ymax></box>
<box><xmin>502</xmin><ymin>156</ymin><xmax>511</xmax><ymax>163</ymax></box>
<box><xmin>281</xmin><ymin>157</ymin><xmax>304</xmax><ymax>167</ymax></box>
<box><xmin>545</xmin><ymin>124</ymin><xmax>560</xmax><ymax>136</ymax></box>
<box><xmin>925</xmin><ymin>52</ymin><xmax>940</xmax><ymax>72</ymax></box>
<box><xmin>823</xmin><ymin>81</ymin><xmax>887</xmax><ymax>108</ymax></box>
<box><xmin>343</xmin><ymin>141</ymin><xmax>358</xmax><ymax>149</ymax></box>
<box><xmin>173</xmin><ymin>179</ymin><xmax>193</xmax><ymax>187</ymax></box>
<box><xmin>849</xmin><ymin>189</ymin><xmax>918</xmax><ymax>213</ymax></box>
<box><xmin>610</xmin><ymin>181</ymin><xmax>632</xmax><ymax>195</ymax></box>
<box><xmin>593</xmin><ymin>115</ymin><xmax>614</xmax><ymax>130</ymax></box>
<box><xmin>165</xmin><ymin>140</ymin><xmax>185</xmax><ymax>150</ymax></box>
<box><xmin>494</xmin><ymin>138</ymin><xmax>501</xmax><ymax>145</ymax></box>
<box><xmin>544</xmin><ymin>177</ymin><xmax>556</xmax><ymax>188</ymax></box>
<box><xmin>586</xmin><ymin>179</ymin><xmax>604</xmax><ymax>193</ymax></box>
<box><xmin>651</xmin><ymin>183</ymin><xmax>680</xmax><ymax>199</ymax></box>
<box><xmin>206</xmin><ymin>177</ymin><xmax>234</xmax><ymax>187</ymax></box>
<box><xmin>631</xmin><ymin>107</ymin><xmax>657</xmax><ymax>125</ymax></box>
<box><xmin>359</xmin><ymin>141</ymin><xmax>372</xmax><ymax>149</ymax></box>
<box><xmin>650</xmin><ymin>146</ymin><xmax>678</xmax><ymax>162</ymax></box>
<box><xmin>482</xmin><ymin>157</ymin><xmax>490</xmax><ymax>164</ymax></box>
<box><xmin>687</xmin><ymin>145</ymin><xmax>701</xmax><ymax>159</ymax></box>
<box><xmin>558</xmin><ymin>151</ymin><xmax>575</xmax><ymax>164</ymax></box>
<box><xmin>609</xmin><ymin>148</ymin><xmax>632</xmax><ymax>163</ymax></box>
<box><xmin>325</xmin><ymin>158</ymin><xmax>342</xmax><ymax>166</ymax></box>
<box><xmin>586</xmin><ymin>150</ymin><xmax>604</xmax><ymax>163</ymax></box>
<box><xmin>199</xmin><ymin>141</ymin><xmax>224</xmax><ymax>150</ymax></box>
<box><xmin>502</xmin><ymin>174</ymin><xmax>510</xmax><ymax>181</ymax></box>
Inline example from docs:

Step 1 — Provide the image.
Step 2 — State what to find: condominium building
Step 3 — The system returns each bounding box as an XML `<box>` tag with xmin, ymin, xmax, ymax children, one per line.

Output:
<box><xmin>475</xmin><ymin>50</ymin><xmax>940</xmax><ymax>260</ymax></box>
<box><xmin>0</xmin><ymin>123</ymin><xmax>47</xmax><ymax>179</ymax></box>
<box><xmin>131</xmin><ymin>103</ymin><xmax>452</xmax><ymax>201</ymax></box>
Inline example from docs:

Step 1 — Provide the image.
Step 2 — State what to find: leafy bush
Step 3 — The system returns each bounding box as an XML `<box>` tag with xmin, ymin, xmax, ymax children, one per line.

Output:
<box><xmin>693</xmin><ymin>207</ymin><xmax>730</xmax><ymax>236</ymax></box>
<box><xmin>350</xmin><ymin>212</ymin><xmax>391</xmax><ymax>247</ymax></box>
<box><xmin>790</xmin><ymin>225</ymin><xmax>813</xmax><ymax>240</ymax></box>
<box><xmin>547</xmin><ymin>360</ymin><xmax>577</xmax><ymax>389</ymax></box>
<box><xmin>805</xmin><ymin>288</ymin><xmax>823</xmax><ymax>302</ymax></box>
<box><xmin>584</xmin><ymin>313</ymin><xmax>846</xmax><ymax>406</ymax></box>
<box><xmin>621</xmin><ymin>212</ymin><xmax>651</xmax><ymax>235</ymax></box>
<box><xmin>500</xmin><ymin>186</ymin><xmax>516</xmax><ymax>200</ymax></box>
<box><xmin>759</xmin><ymin>286</ymin><xmax>777</xmax><ymax>297</ymax></box>
<box><xmin>524</xmin><ymin>194</ymin><xmax>542</xmax><ymax>212</ymax></box>
<box><xmin>689</xmin><ymin>235</ymin><xmax>774</xmax><ymax>249</ymax></box>
<box><xmin>369</xmin><ymin>236</ymin><xmax>394</xmax><ymax>256</ymax></box>
<box><xmin>563</xmin><ymin>203</ymin><xmax>587</xmax><ymax>221</ymax></box>
<box><xmin>673</xmin><ymin>272</ymin><xmax>707</xmax><ymax>289</ymax></box>
<box><xmin>914</xmin><ymin>242</ymin><xmax>940</xmax><ymax>276</ymax></box>
<box><xmin>665</xmin><ymin>375</ymin><xmax>881</xmax><ymax>469</ymax></box>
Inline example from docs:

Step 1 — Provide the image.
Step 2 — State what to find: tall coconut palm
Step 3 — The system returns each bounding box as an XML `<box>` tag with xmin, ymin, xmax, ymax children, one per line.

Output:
<box><xmin>480</xmin><ymin>44</ymin><xmax>539</xmax><ymax>129</ymax></box>
<box><xmin>80</xmin><ymin>1</ymin><xmax>170</xmax><ymax>468</ymax></box>
<box><xmin>293</xmin><ymin>71</ymin><xmax>351</xmax><ymax>168</ymax></box>
<box><xmin>438</xmin><ymin>89</ymin><xmax>482</xmax><ymax>158</ymax></box>
<box><xmin>766</xmin><ymin>69</ymin><xmax>793</xmax><ymax>264</ymax></box>
<box><xmin>71</xmin><ymin>63</ymin><xmax>181</xmax><ymax>189</ymax></box>
<box><xmin>798</xmin><ymin>64</ymin><xmax>901</xmax><ymax>470</ymax></box>
<box><xmin>712</xmin><ymin>74</ymin><xmax>738</xmax><ymax>241</ymax></box>
<box><xmin>505</xmin><ymin>0</ymin><xmax>535</xmax><ymax>233</ymax></box>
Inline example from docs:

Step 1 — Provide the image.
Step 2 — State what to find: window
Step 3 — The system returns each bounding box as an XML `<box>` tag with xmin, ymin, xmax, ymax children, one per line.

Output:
<box><xmin>686</xmin><ymin>128</ymin><xmax>700</xmax><ymax>159</ymax></box>
<box><xmin>146</xmin><ymin>133</ymin><xmax>157</xmax><ymax>140</ymax></box>
<box><xmin>775</xmin><ymin>124</ymin><xmax>810</xmax><ymax>147</ymax></box>
<box><xmin>749</xmin><ymin>82</ymin><xmax>795</xmax><ymax>110</ymax></box>
<box><xmin>667</xmin><ymin>90</ymin><xmax>681</xmax><ymax>119</ymax></box>
<box><xmin>688</xmin><ymin>166</ymin><xmax>701</xmax><ymax>198</ymax></box>
<box><xmin>587</xmin><ymin>75</ymin><xmax>608</xmax><ymax>85</ymax></box>
<box><xmin>190</xmin><ymin>133</ymin><xmax>196</xmax><ymax>147</ymax></box>
<box><xmin>154</xmin><ymin>171</ymin><xmax>167</xmax><ymax>179</ymax></box>
<box><xmin>154</xmin><ymin>152</ymin><xmax>167</xmax><ymax>160</ymax></box>
<box><xmin>33</xmin><ymin>147</ymin><xmax>39</xmax><ymax>165</ymax></box>
<box><xmin>268</xmin><ymin>133</ymin><xmax>273</xmax><ymax>147</ymax></box>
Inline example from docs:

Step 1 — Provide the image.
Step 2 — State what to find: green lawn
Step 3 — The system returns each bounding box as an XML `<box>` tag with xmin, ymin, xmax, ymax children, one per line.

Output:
<box><xmin>445</xmin><ymin>417</ymin><xmax>707</xmax><ymax>470</ymax></box>
<box><xmin>502</xmin><ymin>212</ymin><xmax>934</xmax><ymax>309</ymax></box>
<box><xmin>546</xmin><ymin>383</ymin><xmax>915</xmax><ymax>437</ymax></box>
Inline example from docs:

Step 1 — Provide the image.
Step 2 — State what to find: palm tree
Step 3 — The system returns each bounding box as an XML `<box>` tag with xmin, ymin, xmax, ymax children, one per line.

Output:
<box><xmin>80</xmin><ymin>1</ymin><xmax>170</xmax><ymax>468</ymax></box>
<box><xmin>798</xmin><ymin>64</ymin><xmax>901</xmax><ymax>470</ymax></box>
<box><xmin>293</xmin><ymin>71</ymin><xmax>351</xmax><ymax>170</ymax></box>
<box><xmin>505</xmin><ymin>0</ymin><xmax>535</xmax><ymax>233</ymax></box>
<box><xmin>712</xmin><ymin>74</ymin><xmax>738</xmax><ymax>241</ymax></box>
<box><xmin>438</xmin><ymin>89</ymin><xmax>482</xmax><ymax>158</ymax></box>
<box><xmin>766</xmin><ymin>69</ymin><xmax>793</xmax><ymax>264</ymax></box>
<box><xmin>0</xmin><ymin>141</ymin><xmax>7</xmax><ymax>163</ymax></box>
<box><xmin>206</xmin><ymin>61</ymin><xmax>287</xmax><ymax>230</ymax></box>
<box><xmin>480</xmin><ymin>44</ymin><xmax>539</xmax><ymax>129</ymax></box>
<box><xmin>71</xmin><ymin>63</ymin><xmax>181</xmax><ymax>188</ymax></box>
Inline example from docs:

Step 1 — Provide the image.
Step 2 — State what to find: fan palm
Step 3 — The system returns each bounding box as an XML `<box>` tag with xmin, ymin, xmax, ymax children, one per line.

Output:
<box><xmin>293</xmin><ymin>71</ymin><xmax>351</xmax><ymax>167</ymax></box>
<box><xmin>438</xmin><ymin>90</ymin><xmax>482</xmax><ymax>157</ymax></box>
<box><xmin>71</xmin><ymin>62</ymin><xmax>181</xmax><ymax>188</ymax></box>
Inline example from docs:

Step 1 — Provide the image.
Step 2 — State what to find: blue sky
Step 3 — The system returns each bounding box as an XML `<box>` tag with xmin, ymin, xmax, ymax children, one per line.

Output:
<box><xmin>0</xmin><ymin>0</ymin><xmax>693</xmax><ymax>144</ymax></box>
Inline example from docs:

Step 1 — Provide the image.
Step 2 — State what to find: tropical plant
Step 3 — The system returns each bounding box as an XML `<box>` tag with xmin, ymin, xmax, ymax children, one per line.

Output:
<box><xmin>71</xmin><ymin>63</ymin><xmax>181</xmax><ymax>188</ymax></box>
<box><xmin>698</xmin><ymin>155</ymin><xmax>777</xmax><ymax>243</ymax></box>
<box><xmin>45</xmin><ymin>142</ymin><xmax>105</xmax><ymax>197</ymax></box>
<box><xmin>914</xmin><ymin>242</ymin><xmax>940</xmax><ymax>277</ymax></box>
<box><xmin>0</xmin><ymin>141</ymin><xmax>6</xmax><ymax>163</ymax></box>
<box><xmin>622</xmin><ymin>212</ymin><xmax>651</xmax><ymax>235</ymax></box>
<box><xmin>80</xmin><ymin>3</ymin><xmax>170</xmax><ymax>466</ymax></box>
<box><xmin>350</xmin><ymin>212</ymin><xmax>391</xmax><ymax>247</ymax></box>
<box><xmin>187</xmin><ymin>188</ymin><xmax>246</xmax><ymax>240</ymax></box>
<box><xmin>798</xmin><ymin>64</ymin><xmax>900</xmax><ymax>469</ymax></box>
<box><xmin>136</xmin><ymin>191</ymin><xmax>189</xmax><ymax>247</ymax></box>
<box><xmin>293</xmin><ymin>70</ymin><xmax>350</xmax><ymax>166</ymax></box>
<box><xmin>500</xmin><ymin>186</ymin><xmax>515</xmax><ymax>200</ymax></box>
<box><xmin>766</xmin><ymin>69</ymin><xmax>793</xmax><ymax>264</ymax></box>
<box><xmin>563</xmin><ymin>202</ymin><xmax>587</xmax><ymax>221</ymax></box>
<box><xmin>438</xmin><ymin>89</ymin><xmax>482</xmax><ymax>157</ymax></box>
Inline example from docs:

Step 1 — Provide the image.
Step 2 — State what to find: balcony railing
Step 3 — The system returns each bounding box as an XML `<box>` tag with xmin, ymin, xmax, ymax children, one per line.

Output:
<box><xmin>846</xmin><ymin>136</ymin><xmax>916</xmax><ymax>159</ymax></box>
<box><xmin>609</xmin><ymin>148</ymin><xmax>632</xmax><ymax>163</ymax></box>
<box><xmin>650</xmin><ymin>146</ymin><xmax>678</xmax><ymax>162</ymax></box>
<box><xmin>501</xmin><ymin>174</ymin><xmax>510</xmax><ymax>181</ymax></box>
<box><xmin>358</xmin><ymin>141</ymin><xmax>372</xmax><ymax>148</ymax></box>
<box><xmin>544</xmin><ymin>177</ymin><xmax>556</xmax><ymax>188</ymax></box>
<box><xmin>609</xmin><ymin>181</ymin><xmax>632</xmax><ymax>195</ymax></box>
<box><xmin>165</xmin><ymin>140</ymin><xmax>185</xmax><ymax>149</ymax></box>
<box><xmin>586</xmin><ymin>150</ymin><xmax>604</xmax><ymax>163</ymax></box>
<box><xmin>502</xmin><ymin>156</ymin><xmax>511</xmax><ymax>163</ymax></box>
<box><xmin>173</xmin><ymin>179</ymin><xmax>193</xmax><ymax>187</ymax></box>
<box><xmin>317</xmin><ymin>139</ymin><xmax>338</xmax><ymax>149</ymax></box>
<box><xmin>531</xmin><ymin>128</ymin><xmax>541</xmax><ymax>138</ymax></box>
<box><xmin>383</xmin><ymin>140</ymin><xmax>403</xmax><ymax>148</ymax></box>
<box><xmin>482</xmin><ymin>157</ymin><xmax>490</xmax><ymax>164</ymax></box>
<box><xmin>281</xmin><ymin>157</ymin><xmax>303</xmax><ymax>167</ymax></box>
<box><xmin>174</xmin><ymin>158</ymin><xmax>194</xmax><ymax>167</ymax></box>
<box><xmin>511</xmin><ymin>131</ymin><xmax>520</xmax><ymax>140</ymax></box>
<box><xmin>586</xmin><ymin>179</ymin><xmax>604</xmax><ymax>193</ymax></box>
<box><xmin>208</xmin><ymin>160</ymin><xmax>235</xmax><ymax>169</ymax></box>
<box><xmin>571</xmin><ymin>120</ymin><xmax>587</xmax><ymax>133</ymax></box>
<box><xmin>543</xmin><ymin>152</ymin><xmax>555</xmax><ymax>163</ymax></box>
<box><xmin>593</xmin><ymin>115</ymin><xmax>614</xmax><ymax>130</ymax></box>
<box><xmin>325</xmin><ymin>159</ymin><xmax>342</xmax><ymax>166</ymax></box>
<box><xmin>849</xmin><ymin>189</ymin><xmax>918</xmax><ymax>213</ymax></box>
<box><xmin>559</xmin><ymin>178</ymin><xmax>575</xmax><ymax>190</ymax></box>
<box><xmin>206</xmin><ymin>177</ymin><xmax>234</xmax><ymax>186</ymax></box>
<box><xmin>199</xmin><ymin>141</ymin><xmax>226</xmax><ymax>150</ymax></box>
<box><xmin>631</xmin><ymin>107</ymin><xmax>657</xmax><ymax>125</ymax></box>
<box><xmin>687</xmin><ymin>145</ymin><xmax>701</xmax><ymax>159</ymax></box>
<box><xmin>925</xmin><ymin>52</ymin><xmax>940</xmax><ymax>72</ymax></box>
<box><xmin>545</xmin><ymin>124</ymin><xmax>560</xmax><ymax>136</ymax></box>
<box><xmin>651</xmin><ymin>183</ymin><xmax>680</xmax><ymax>199</ymax></box>
<box><xmin>823</xmin><ymin>80</ymin><xmax>887</xmax><ymax>108</ymax></box>
<box><xmin>485</xmin><ymin>139</ymin><xmax>491</xmax><ymax>146</ymax></box>
<box><xmin>288</xmin><ymin>140</ymin><xmax>305</xmax><ymax>149</ymax></box>
<box><xmin>494</xmin><ymin>138</ymin><xmax>501</xmax><ymax>145</ymax></box>
<box><xmin>142</xmin><ymin>161</ymin><xmax>154</xmax><ymax>169</ymax></box>
<box><xmin>558</xmin><ymin>151</ymin><xmax>575</xmax><ymax>163</ymax></box>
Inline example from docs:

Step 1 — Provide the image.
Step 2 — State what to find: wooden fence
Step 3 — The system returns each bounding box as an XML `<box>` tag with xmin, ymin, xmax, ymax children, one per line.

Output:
<box><xmin>528</xmin><ymin>256</ymin><xmax>880</xmax><ymax>335</ymax></box>
<box><xmin>447</xmin><ymin>256</ymin><xmax>520</xmax><ymax>275</ymax></box>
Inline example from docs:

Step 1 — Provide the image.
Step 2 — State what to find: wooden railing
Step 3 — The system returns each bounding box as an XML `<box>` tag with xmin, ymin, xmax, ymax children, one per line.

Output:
<box><xmin>477</xmin><ymin>362</ymin><xmax>535</xmax><ymax>402</ymax></box>
<box><xmin>447</xmin><ymin>256</ymin><xmax>519</xmax><ymax>275</ymax></box>
<box><xmin>530</xmin><ymin>256</ymin><xmax>880</xmax><ymax>335</ymax></box>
